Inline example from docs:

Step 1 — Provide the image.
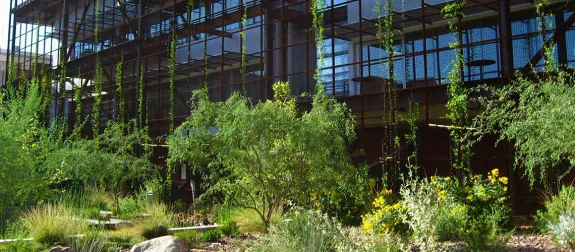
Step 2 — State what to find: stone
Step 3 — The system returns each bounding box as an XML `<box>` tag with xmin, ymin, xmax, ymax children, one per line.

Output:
<box><xmin>49</xmin><ymin>247</ymin><xmax>72</xmax><ymax>252</ymax></box>
<box><xmin>130</xmin><ymin>235</ymin><xmax>189</xmax><ymax>252</ymax></box>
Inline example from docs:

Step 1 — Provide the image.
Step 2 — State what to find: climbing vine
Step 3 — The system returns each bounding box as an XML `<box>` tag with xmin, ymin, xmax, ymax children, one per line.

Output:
<box><xmin>73</xmin><ymin>68</ymin><xmax>84</xmax><ymax>137</ymax></box>
<box><xmin>239</xmin><ymin>2</ymin><xmax>248</xmax><ymax>94</ymax></box>
<box><xmin>93</xmin><ymin>0</ymin><xmax>102</xmax><ymax>139</ymax></box>
<box><xmin>116</xmin><ymin>54</ymin><xmax>124</xmax><ymax>124</ymax></box>
<box><xmin>311</xmin><ymin>0</ymin><xmax>325</xmax><ymax>94</ymax></box>
<box><xmin>442</xmin><ymin>0</ymin><xmax>471</xmax><ymax>173</ymax></box>
<box><xmin>169</xmin><ymin>31</ymin><xmax>177</xmax><ymax>133</ymax></box>
<box><xmin>536</xmin><ymin>0</ymin><xmax>555</xmax><ymax>71</ymax></box>
<box><xmin>138</xmin><ymin>62</ymin><xmax>146</xmax><ymax>129</ymax></box>
<box><xmin>375</xmin><ymin>0</ymin><xmax>399</xmax><ymax>186</ymax></box>
<box><xmin>93</xmin><ymin>61</ymin><xmax>103</xmax><ymax>138</ymax></box>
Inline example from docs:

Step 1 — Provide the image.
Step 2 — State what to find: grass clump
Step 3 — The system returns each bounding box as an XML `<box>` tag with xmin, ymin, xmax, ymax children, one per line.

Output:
<box><xmin>536</xmin><ymin>186</ymin><xmax>575</xmax><ymax>233</ymax></box>
<box><xmin>231</xmin><ymin>208</ymin><xmax>281</xmax><ymax>234</ymax></box>
<box><xmin>21</xmin><ymin>204</ymin><xmax>88</xmax><ymax>246</ymax></box>
<box><xmin>138</xmin><ymin>202</ymin><xmax>174</xmax><ymax>239</ymax></box>
<box><xmin>174</xmin><ymin>230</ymin><xmax>200</xmax><ymax>247</ymax></box>
<box><xmin>200</xmin><ymin>230</ymin><xmax>221</xmax><ymax>242</ymax></box>
<box><xmin>218</xmin><ymin>219</ymin><xmax>240</xmax><ymax>237</ymax></box>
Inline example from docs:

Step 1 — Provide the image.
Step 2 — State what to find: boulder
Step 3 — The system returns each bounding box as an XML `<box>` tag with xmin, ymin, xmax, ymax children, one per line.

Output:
<box><xmin>130</xmin><ymin>235</ymin><xmax>189</xmax><ymax>252</ymax></box>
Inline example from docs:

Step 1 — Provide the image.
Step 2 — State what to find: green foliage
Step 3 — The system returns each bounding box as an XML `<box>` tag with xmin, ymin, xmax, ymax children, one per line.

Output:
<box><xmin>0</xmin><ymin>74</ymin><xmax>50</xmax><ymax>210</ymax></box>
<box><xmin>311</xmin><ymin>164</ymin><xmax>373</xmax><ymax>225</ymax></box>
<box><xmin>43</xmin><ymin>119</ymin><xmax>157</xmax><ymax>192</ymax></box>
<box><xmin>200</xmin><ymin>229</ymin><xmax>221</xmax><ymax>242</ymax></box>
<box><xmin>168</xmin><ymin>81</ymin><xmax>356</xmax><ymax>232</ymax></box>
<box><xmin>535</xmin><ymin>186</ymin><xmax>575</xmax><ymax>233</ymax></box>
<box><xmin>21</xmin><ymin>204</ymin><xmax>88</xmax><ymax>246</ymax></box>
<box><xmin>174</xmin><ymin>230</ymin><xmax>199</xmax><ymax>247</ymax></box>
<box><xmin>474</xmin><ymin>69</ymin><xmax>575</xmax><ymax>184</ymax></box>
<box><xmin>218</xmin><ymin>219</ymin><xmax>240</xmax><ymax>237</ymax></box>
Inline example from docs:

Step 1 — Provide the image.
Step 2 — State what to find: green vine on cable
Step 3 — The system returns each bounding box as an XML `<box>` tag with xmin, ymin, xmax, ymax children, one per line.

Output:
<box><xmin>239</xmin><ymin>3</ymin><xmax>248</xmax><ymax>94</ymax></box>
<box><xmin>73</xmin><ymin>68</ymin><xmax>84</xmax><ymax>138</ymax></box>
<box><xmin>138</xmin><ymin>62</ymin><xmax>146</xmax><ymax>129</ymax></box>
<box><xmin>116</xmin><ymin>54</ymin><xmax>125</xmax><ymax>124</ymax></box>
<box><xmin>169</xmin><ymin>31</ymin><xmax>177</xmax><ymax>134</ymax></box>
<box><xmin>311</xmin><ymin>0</ymin><xmax>325</xmax><ymax>96</ymax></box>
<box><xmin>442</xmin><ymin>0</ymin><xmax>471</xmax><ymax>173</ymax></box>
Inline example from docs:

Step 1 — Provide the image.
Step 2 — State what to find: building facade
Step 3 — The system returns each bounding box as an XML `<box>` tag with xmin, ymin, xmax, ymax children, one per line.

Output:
<box><xmin>6</xmin><ymin>0</ymin><xmax>575</xmax><ymax>213</ymax></box>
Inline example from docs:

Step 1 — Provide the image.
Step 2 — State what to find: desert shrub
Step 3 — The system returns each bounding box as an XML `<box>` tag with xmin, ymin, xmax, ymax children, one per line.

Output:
<box><xmin>218</xmin><ymin>219</ymin><xmax>240</xmax><ymax>237</ymax></box>
<box><xmin>201</xmin><ymin>230</ymin><xmax>221</xmax><ymax>242</ymax></box>
<box><xmin>361</xmin><ymin>170</ymin><xmax>512</xmax><ymax>250</ymax></box>
<box><xmin>536</xmin><ymin>186</ymin><xmax>575</xmax><ymax>233</ymax></box>
<box><xmin>549</xmin><ymin>211</ymin><xmax>575</xmax><ymax>250</ymax></box>
<box><xmin>250</xmin><ymin>208</ymin><xmax>343</xmax><ymax>252</ymax></box>
<box><xmin>400</xmin><ymin>179</ymin><xmax>442</xmax><ymax>251</ymax></box>
<box><xmin>21</xmin><ymin>204</ymin><xmax>88</xmax><ymax>246</ymax></box>
<box><xmin>174</xmin><ymin>230</ymin><xmax>200</xmax><ymax>247</ymax></box>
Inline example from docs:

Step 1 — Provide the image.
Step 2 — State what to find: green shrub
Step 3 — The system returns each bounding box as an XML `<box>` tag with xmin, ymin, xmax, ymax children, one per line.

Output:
<box><xmin>218</xmin><ymin>219</ymin><xmax>240</xmax><ymax>237</ymax></box>
<box><xmin>435</xmin><ymin>200</ymin><xmax>467</xmax><ymax>242</ymax></box>
<box><xmin>536</xmin><ymin>186</ymin><xmax>575</xmax><ymax>233</ymax></box>
<box><xmin>0</xmin><ymin>239</ymin><xmax>40</xmax><ymax>252</ymax></box>
<box><xmin>463</xmin><ymin>206</ymin><xmax>509</xmax><ymax>251</ymax></box>
<box><xmin>174</xmin><ymin>230</ymin><xmax>199</xmax><ymax>247</ymax></box>
<box><xmin>201</xmin><ymin>230</ymin><xmax>221</xmax><ymax>242</ymax></box>
<box><xmin>118</xmin><ymin>194</ymin><xmax>149</xmax><ymax>220</ymax></box>
<box><xmin>21</xmin><ymin>204</ymin><xmax>88</xmax><ymax>246</ymax></box>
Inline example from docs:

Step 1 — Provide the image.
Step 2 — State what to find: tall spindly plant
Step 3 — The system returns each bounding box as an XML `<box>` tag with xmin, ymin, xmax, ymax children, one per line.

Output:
<box><xmin>442</xmin><ymin>0</ymin><xmax>471</xmax><ymax>173</ymax></box>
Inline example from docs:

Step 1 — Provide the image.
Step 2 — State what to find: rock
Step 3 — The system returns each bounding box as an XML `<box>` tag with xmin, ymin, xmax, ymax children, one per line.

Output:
<box><xmin>130</xmin><ymin>235</ymin><xmax>189</xmax><ymax>252</ymax></box>
<box><xmin>49</xmin><ymin>247</ymin><xmax>72</xmax><ymax>252</ymax></box>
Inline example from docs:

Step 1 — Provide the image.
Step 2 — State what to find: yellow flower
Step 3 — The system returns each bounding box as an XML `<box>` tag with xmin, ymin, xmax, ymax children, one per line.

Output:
<box><xmin>491</xmin><ymin>168</ymin><xmax>499</xmax><ymax>177</ymax></box>
<box><xmin>438</xmin><ymin>190</ymin><xmax>447</xmax><ymax>200</ymax></box>
<box><xmin>499</xmin><ymin>177</ymin><xmax>508</xmax><ymax>185</ymax></box>
<box><xmin>445</xmin><ymin>176</ymin><xmax>451</xmax><ymax>181</ymax></box>
<box><xmin>374</xmin><ymin>196</ymin><xmax>385</xmax><ymax>208</ymax></box>
<box><xmin>392</xmin><ymin>203</ymin><xmax>400</xmax><ymax>210</ymax></box>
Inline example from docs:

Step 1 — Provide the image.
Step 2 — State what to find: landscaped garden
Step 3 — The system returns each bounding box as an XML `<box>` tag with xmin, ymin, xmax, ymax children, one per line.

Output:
<box><xmin>2</xmin><ymin>0</ymin><xmax>575</xmax><ymax>251</ymax></box>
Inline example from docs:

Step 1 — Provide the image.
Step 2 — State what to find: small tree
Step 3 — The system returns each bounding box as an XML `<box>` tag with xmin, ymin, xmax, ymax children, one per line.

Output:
<box><xmin>168</xmin><ymin>82</ymin><xmax>356</xmax><ymax>232</ymax></box>
<box><xmin>473</xmin><ymin>69</ymin><xmax>575</xmax><ymax>186</ymax></box>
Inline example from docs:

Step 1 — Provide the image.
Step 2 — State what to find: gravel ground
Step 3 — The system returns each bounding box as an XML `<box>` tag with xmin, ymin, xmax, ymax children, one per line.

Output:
<box><xmin>506</xmin><ymin>234</ymin><xmax>567</xmax><ymax>252</ymax></box>
<box><xmin>187</xmin><ymin>232</ymin><xmax>569</xmax><ymax>251</ymax></box>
